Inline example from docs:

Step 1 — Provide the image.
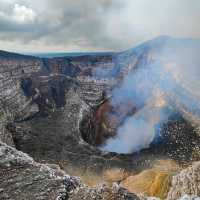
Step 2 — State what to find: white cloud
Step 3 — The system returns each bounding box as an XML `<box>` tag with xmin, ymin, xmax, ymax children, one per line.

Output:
<box><xmin>0</xmin><ymin>0</ymin><xmax>199</xmax><ymax>52</ymax></box>
<box><xmin>13</xmin><ymin>4</ymin><xmax>36</xmax><ymax>23</ymax></box>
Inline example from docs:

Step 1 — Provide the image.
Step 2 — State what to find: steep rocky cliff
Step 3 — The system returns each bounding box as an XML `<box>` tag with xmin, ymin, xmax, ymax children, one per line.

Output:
<box><xmin>0</xmin><ymin>51</ymin><xmax>42</xmax><ymax>145</ymax></box>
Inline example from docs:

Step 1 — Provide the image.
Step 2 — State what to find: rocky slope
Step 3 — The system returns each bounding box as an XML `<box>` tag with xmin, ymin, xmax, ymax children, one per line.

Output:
<box><xmin>0</xmin><ymin>51</ymin><xmax>42</xmax><ymax>145</ymax></box>
<box><xmin>0</xmin><ymin>141</ymin><xmax>140</xmax><ymax>200</ymax></box>
<box><xmin>1</xmin><ymin>138</ymin><xmax>199</xmax><ymax>200</ymax></box>
<box><xmin>0</xmin><ymin>142</ymin><xmax>67</xmax><ymax>200</ymax></box>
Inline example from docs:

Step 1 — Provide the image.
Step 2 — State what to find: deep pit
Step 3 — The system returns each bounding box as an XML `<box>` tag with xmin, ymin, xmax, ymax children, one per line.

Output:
<box><xmin>6</xmin><ymin>49</ymin><xmax>198</xmax><ymax>175</ymax></box>
<box><xmin>77</xmin><ymin>85</ymin><xmax>200</xmax><ymax>163</ymax></box>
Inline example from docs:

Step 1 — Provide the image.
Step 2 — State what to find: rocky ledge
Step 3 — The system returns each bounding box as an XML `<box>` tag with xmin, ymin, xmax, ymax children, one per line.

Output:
<box><xmin>167</xmin><ymin>161</ymin><xmax>200</xmax><ymax>200</ymax></box>
<box><xmin>0</xmin><ymin>142</ymin><xmax>140</xmax><ymax>200</ymax></box>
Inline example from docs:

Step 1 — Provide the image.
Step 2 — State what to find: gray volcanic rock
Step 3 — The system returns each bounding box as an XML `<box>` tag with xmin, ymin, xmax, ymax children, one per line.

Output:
<box><xmin>0</xmin><ymin>126</ymin><xmax>14</xmax><ymax>147</ymax></box>
<box><xmin>0</xmin><ymin>53</ymin><xmax>42</xmax><ymax>115</ymax></box>
<box><xmin>0</xmin><ymin>141</ymin><xmax>140</xmax><ymax>200</ymax></box>
<box><xmin>178</xmin><ymin>195</ymin><xmax>200</xmax><ymax>200</ymax></box>
<box><xmin>67</xmin><ymin>182</ymin><xmax>140</xmax><ymax>200</ymax></box>
<box><xmin>148</xmin><ymin>116</ymin><xmax>200</xmax><ymax>162</ymax></box>
<box><xmin>0</xmin><ymin>52</ymin><xmax>42</xmax><ymax>146</ymax></box>
<box><xmin>0</xmin><ymin>142</ymin><xmax>67</xmax><ymax>200</ymax></box>
<box><xmin>167</xmin><ymin>162</ymin><xmax>200</xmax><ymax>200</ymax></box>
<box><xmin>42</xmin><ymin>54</ymin><xmax>115</xmax><ymax>77</ymax></box>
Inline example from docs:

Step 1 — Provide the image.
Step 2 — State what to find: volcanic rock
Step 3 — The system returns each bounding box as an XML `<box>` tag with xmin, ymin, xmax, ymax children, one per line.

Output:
<box><xmin>0</xmin><ymin>141</ymin><xmax>67</xmax><ymax>200</ymax></box>
<box><xmin>0</xmin><ymin>141</ymin><xmax>140</xmax><ymax>200</ymax></box>
<box><xmin>167</xmin><ymin>161</ymin><xmax>200</xmax><ymax>200</ymax></box>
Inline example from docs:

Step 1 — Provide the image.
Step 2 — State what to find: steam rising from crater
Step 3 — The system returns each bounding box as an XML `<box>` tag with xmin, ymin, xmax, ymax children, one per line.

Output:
<box><xmin>101</xmin><ymin>37</ymin><xmax>200</xmax><ymax>153</ymax></box>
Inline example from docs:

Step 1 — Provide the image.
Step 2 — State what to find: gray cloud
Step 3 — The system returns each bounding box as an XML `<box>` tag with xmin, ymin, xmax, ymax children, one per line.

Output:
<box><xmin>0</xmin><ymin>0</ymin><xmax>199</xmax><ymax>52</ymax></box>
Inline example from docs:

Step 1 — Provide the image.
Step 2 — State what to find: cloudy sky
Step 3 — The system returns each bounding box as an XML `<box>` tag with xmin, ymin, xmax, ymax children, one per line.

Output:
<box><xmin>0</xmin><ymin>0</ymin><xmax>199</xmax><ymax>52</ymax></box>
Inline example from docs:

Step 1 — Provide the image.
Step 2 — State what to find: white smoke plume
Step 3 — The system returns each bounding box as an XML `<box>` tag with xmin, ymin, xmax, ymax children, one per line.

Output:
<box><xmin>101</xmin><ymin>37</ymin><xmax>200</xmax><ymax>154</ymax></box>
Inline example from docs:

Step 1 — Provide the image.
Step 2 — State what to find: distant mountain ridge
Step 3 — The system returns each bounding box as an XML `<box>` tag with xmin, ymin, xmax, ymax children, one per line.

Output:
<box><xmin>24</xmin><ymin>51</ymin><xmax>114</xmax><ymax>58</ymax></box>
<box><xmin>1</xmin><ymin>35</ymin><xmax>200</xmax><ymax>59</ymax></box>
<box><xmin>0</xmin><ymin>50</ymin><xmax>37</xmax><ymax>59</ymax></box>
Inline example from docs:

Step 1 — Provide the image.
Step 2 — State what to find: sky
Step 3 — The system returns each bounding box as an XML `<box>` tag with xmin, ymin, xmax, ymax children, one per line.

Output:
<box><xmin>0</xmin><ymin>0</ymin><xmax>199</xmax><ymax>53</ymax></box>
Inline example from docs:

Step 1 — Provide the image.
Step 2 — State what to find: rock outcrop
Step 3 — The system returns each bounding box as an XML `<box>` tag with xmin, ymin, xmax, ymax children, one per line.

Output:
<box><xmin>0</xmin><ymin>141</ymin><xmax>140</xmax><ymax>200</ymax></box>
<box><xmin>167</xmin><ymin>161</ymin><xmax>200</xmax><ymax>200</ymax></box>
<box><xmin>0</xmin><ymin>141</ymin><xmax>67</xmax><ymax>200</ymax></box>
<box><xmin>0</xmin><ymin>52</ymin><xmax>42</xmax><ymax>146</ymax></box>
